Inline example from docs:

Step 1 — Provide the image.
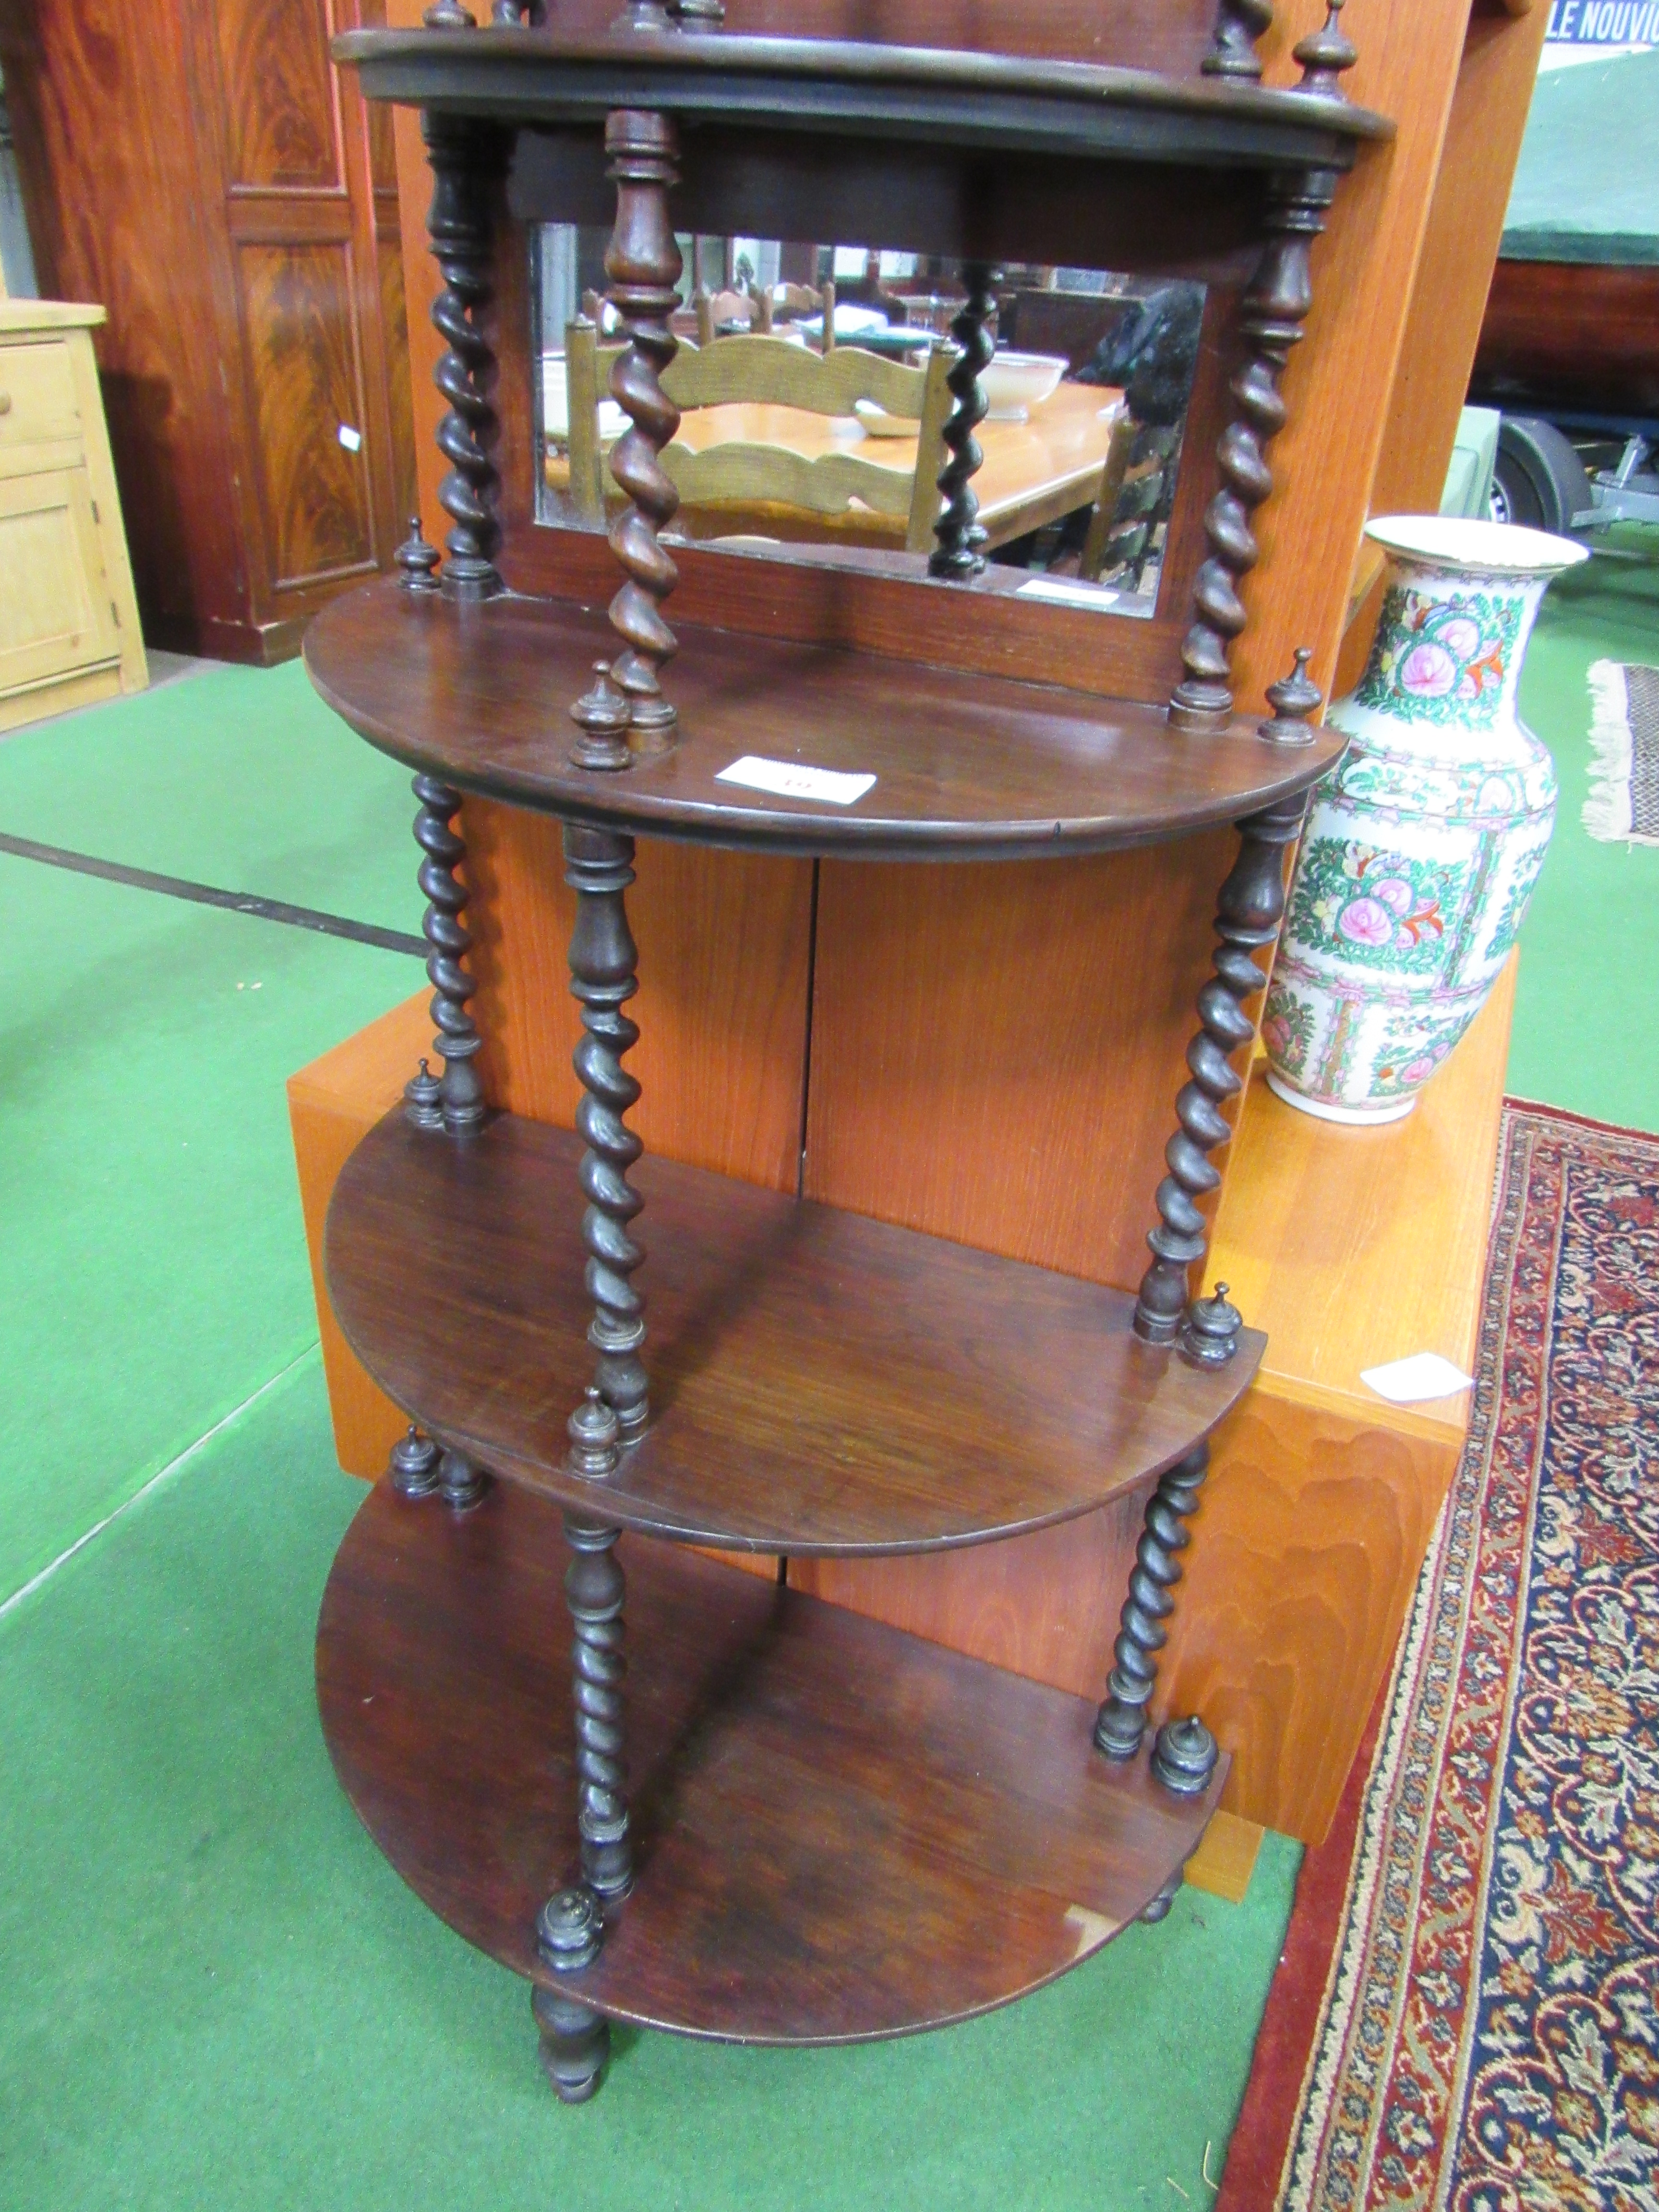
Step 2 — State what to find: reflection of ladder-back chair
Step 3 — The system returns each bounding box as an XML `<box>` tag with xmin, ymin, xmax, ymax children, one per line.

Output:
<box><xmin>566</xmin><ymin>323</ymin><xmax>953</xmax><ymax>553</ymax></box>
<box><xmin>1079</xmin><ymin>409</ymin><xmax>1182</xmax><ymax>590</ymax></box>
<box><xmin>692</xmin><ymin>279</ymin><xmax>836</xmax><ymax>349</ymax></box>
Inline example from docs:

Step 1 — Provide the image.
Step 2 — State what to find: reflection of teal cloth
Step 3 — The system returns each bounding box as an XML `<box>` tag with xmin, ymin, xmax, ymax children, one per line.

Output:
<box><xmin>1441</xmin><ymin>407</ymin><xmax>1500</xmax><ymax>519</ymax></box>
<box><xmin>1502</xmin><ymin>51</ymin><xmax>1659</xmax><ymax>264</ymax></box>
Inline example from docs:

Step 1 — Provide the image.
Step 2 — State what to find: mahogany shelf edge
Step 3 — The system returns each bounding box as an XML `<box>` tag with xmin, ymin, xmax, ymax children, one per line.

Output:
<box><xmin>332</xmin><ymin>28</ymin><xmax>1390</xmax><ymax>162</ymax></box>
<box><xmin>323</xmin><ymin>1106</ymin><xmax>1265</xmax><ymax>1555</ymax></box>
<box><xmin>303</xmin><ymin>580</ymin><xmax>1345</xmax><ymax>861</ymax></box>
<box><xmin>317</xmin><ymin>1478</ymin><xmax>1228</xmax><ymax>2044</ymax></box>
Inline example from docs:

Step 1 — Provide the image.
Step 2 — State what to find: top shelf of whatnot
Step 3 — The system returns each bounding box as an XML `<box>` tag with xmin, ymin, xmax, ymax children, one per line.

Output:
<box><xmin>332</xmin><ymin>24</ymin><xmax>1393</xmax><ymax>169</ymax></box>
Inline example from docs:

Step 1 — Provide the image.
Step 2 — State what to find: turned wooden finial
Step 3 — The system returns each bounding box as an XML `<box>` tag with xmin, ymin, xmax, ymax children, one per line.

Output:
<box><xmin>1152</xmin><ymin>1716</ymin><xmax>1220</xmax><ymax>1797</ymax></box>
<box><xmin>569</xmin><ymin>661</ymin><xmax>635</xmax><ymax>772</ymax></box>
<box><xmin>1259</xmin><ymin>646</ymin><xmax>1322</xmax><ymax>745</ymax></box>
<box><xmin>610</xmin><ymin>0</ymin><xmax>673</xmax><ymax>26</ymax></box>
<box><xmin>395</xmin><ymin>516</ymin><xmax>441</xmax><ymax>594</ymax></box>
<box><xmin>1202</xmin><ymin>0</ymin><xmax>1273</xmax><ymax>80</ymax></box>
<box><xmin>1180</xmin><ymin>1280</ymin><xmax>1243</xmax><ymax>1367</ymax></box>
<box><xmin>567</xmin><ymin>1387</ymin><xmax>622</xmax><ymax>1480</ymax></box>
<box><xmin>422</xmin><ymin>0</ymin><xmax>477</xmax><ymax>24</ymax></box>
<box><xmin>670</xmin><ymin>0</ymin><xmax>726</xmax><ymax>22</ymax></box>
<box><xmin>1293</xmin><ymin>0</ymin><xmax>1358</xmax><ymax>100</ymax></box>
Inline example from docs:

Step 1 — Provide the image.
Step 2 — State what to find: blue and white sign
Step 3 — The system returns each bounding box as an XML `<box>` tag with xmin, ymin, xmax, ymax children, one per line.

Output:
<box><xmin>1544</xmin><ymin>0</ymin><xmax>1659</xmax><ymax>65</ymax></box>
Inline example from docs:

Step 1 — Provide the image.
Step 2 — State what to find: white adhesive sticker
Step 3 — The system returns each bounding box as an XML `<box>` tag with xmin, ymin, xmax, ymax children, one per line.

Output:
<box><xmin>1016</xmin><ymin>576</ymin><xmax>1121</xmax><ymax>612</ymax></box>
<box><xmin>1360</xmin><ymin>1353</ymin><xmax>1475</xmax><ymax>1405</ymax></box>
<box><xmin>716</xmin><ymin>755</ymin><xmax>876</xmax><ymax>805</ymax></box>
<box><xmin>337</xmin><ymin>423</ymin><xmax>363</xmax><ymax>453</ymax></box>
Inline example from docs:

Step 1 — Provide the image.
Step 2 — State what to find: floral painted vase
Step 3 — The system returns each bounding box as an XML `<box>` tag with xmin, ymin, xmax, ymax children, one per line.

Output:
<box><xmin>1263</xmin><ymin>515</ymin><xmax>1587</xmax><ymax>1124</ymax></box>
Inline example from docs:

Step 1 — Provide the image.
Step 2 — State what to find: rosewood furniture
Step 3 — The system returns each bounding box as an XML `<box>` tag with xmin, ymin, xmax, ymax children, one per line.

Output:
<box><xmin>308</xmin><ymin>0</ymin><xmax>1391</xmax><ymax>2106</ymax></box>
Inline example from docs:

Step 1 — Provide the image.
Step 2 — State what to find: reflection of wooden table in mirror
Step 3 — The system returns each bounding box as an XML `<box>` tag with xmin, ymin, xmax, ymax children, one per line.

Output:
<box><xmin>545</xmin><ymin>381</ymin><xmax>1124</xmax><ymax>551</ymax></box>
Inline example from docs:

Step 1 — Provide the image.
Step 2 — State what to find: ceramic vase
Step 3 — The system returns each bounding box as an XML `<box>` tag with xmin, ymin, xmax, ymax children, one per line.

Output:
<box><xmin>1262</xmin><ymin>515</ymin><xmax>1587</xmax><ymax>1125</ymax></box>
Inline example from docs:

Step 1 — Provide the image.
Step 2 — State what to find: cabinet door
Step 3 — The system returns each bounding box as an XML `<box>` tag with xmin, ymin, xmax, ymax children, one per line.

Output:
<box><xmin>0</xmin><ymin>469</ymin><xmax>123</xmax><ymax>695</ymax></box>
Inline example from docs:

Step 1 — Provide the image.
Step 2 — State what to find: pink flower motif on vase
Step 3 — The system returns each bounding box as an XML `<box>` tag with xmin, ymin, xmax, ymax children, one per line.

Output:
<box><xmin>1436</xmin><ymin>615</ymin><xmax>1482</xmax><ymax>662</ymax></box>
<box><xmin>1337</xmin><ymin>896</ymin><xmax>1396</xmax><ymax>948</ymax></box>
<box><xmin>1399</xmin><ymin>1055</ymin><xmax>1439</xmax><ymax>1084</ymax></box>
<box><xmin>1371</xmin><ymin>876</ymin><xmax>1415</xmax><ymax>917</ymax></box>
<box><xmin>1398</xmin><ymin>641</ymin><xmax>1458</xmax><ymax>699</ymax></box>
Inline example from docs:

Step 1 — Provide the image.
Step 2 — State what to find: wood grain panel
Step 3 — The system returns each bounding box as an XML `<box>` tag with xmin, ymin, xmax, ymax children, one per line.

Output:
<box><xmin>217</xmin><ymin>0</ymin><xmax>342</xmax><ymax>193</ymax></box>
<box><xmin>235</xmin><ymin>239</ymin><xmax>375</xmax><ymax>589</ymax></box>
<box><xmin>378</xmin><ymin>238</ymin><xmax>420</xmax><ymax>529</ymax></box>
<box><xmin>1163</xmin><ymin>1393</ymin><xmax>1455</xmax><ymax>1842</ymax></box>
<box><xmin>804</xmin><ymin>834</ymin><xmax>1231</xmax><ymax>1287</ymax></box>
<box><xmin>0</xmin><ymin>0</ymin><xmax>243</xmax><ymax>635</ymax></box>
<box><xmin>464</xmin><ymin>801</ymin><xmax>813</xmax><ymax>1192</ymax></box>
<box><xmin>1229</xmin><ymin>0</ymin><xmax>1477</xmax><ymax>715</ymax></box>
<box><xmin>1335</xmin><ymin>3</ymin><xmax>1548</xmax><ymax>697</ymax></box>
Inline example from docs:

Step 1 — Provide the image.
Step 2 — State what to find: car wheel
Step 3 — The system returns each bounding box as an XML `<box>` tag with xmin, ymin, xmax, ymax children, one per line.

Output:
<box><xmin>1492</xmin><ymin>416</ymin><xmax>1594</xmax><ymax>535</ymax></box>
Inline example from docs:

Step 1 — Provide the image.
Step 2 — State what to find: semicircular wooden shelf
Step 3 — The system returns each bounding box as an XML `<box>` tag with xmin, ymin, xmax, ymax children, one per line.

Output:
<box><xmin>318</xmin><ymin>1479</ymin><xmax>1226</xmax><ymax>2044</ymax></box>
<box><xmin>324</xmin><ymin>1108</ymin><xmax>1264</xmax><ymax>1555</ymax></box>
<box><xmin>333</xmin><ymin>24</ymin><xmax>1392</xmax><ymax>165</ymax></box>
<box><xmin>304</xmin><ymin>580</ymin><xmax>1345</xmax><ymax>861</ymax></box>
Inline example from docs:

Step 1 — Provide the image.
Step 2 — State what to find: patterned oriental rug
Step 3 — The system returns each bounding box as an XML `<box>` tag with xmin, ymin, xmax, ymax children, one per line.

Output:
<box><xmin>1218</xmin><ymin>1101</ymin><xmax>1659</xmax><ymax>2211</ymax></box>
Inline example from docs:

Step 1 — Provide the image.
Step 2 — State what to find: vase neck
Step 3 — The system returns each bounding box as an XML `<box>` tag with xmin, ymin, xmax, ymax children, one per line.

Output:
<box><xmin>1357</xmin><ymin>553</ymin><xmax>1558</xmax><ymax>733</ymax></box>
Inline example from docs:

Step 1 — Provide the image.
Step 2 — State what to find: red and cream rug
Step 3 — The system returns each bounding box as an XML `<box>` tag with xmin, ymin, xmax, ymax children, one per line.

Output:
<box><xmin>1220</xmin><ymin>1101</ymin><xmax>1659</xmax><ymax>2211</ymax></box>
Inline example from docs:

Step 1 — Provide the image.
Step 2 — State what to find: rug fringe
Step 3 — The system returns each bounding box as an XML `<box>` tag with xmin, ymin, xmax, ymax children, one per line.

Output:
<box><xmin>1582</xmin><ymin>658</ymin><xmax>1659</xmax><ymax>846</ymax></box>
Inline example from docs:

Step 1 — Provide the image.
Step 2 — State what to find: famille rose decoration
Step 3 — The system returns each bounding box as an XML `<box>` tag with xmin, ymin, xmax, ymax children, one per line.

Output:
<box><xmin>1263</xmin><ymin>515</ymin><xmax>1587</xmax><ymax>1124</ymax></box>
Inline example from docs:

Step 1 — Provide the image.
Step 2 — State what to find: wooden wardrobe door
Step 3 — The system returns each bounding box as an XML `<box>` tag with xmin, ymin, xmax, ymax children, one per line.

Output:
<box><xmin>186</xmin><ymin>0</ymin><xmax>408</xmax><ymax>640</ymax></box>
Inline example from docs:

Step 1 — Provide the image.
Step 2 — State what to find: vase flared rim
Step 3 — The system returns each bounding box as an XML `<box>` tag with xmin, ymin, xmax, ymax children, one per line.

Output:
<box><xmin>1365</xmin><ymin>513</ymin><xmax>1591</xmax><ymax>577</ymax></box>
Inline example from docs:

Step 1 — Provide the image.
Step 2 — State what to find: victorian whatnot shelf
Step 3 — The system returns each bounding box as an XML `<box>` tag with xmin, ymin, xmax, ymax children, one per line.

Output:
<box><xmin>307</xmin><ymin>0</ymin><xmax>1387</xmax><ymax>2105</ymax></box>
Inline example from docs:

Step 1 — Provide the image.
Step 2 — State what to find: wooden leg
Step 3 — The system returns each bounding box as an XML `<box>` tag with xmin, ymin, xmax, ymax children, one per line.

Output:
<box><xmin>409</xmin><ymin>775</ymin><xmax>486</xmax><ymax>1137</ymax></box>
<box><xmin>438</xmin><ymin>1446</ymin><xmax>487</xmax><ymax>1512</ymax></box>
<box><xmin>532</xmin><ymin>1984</ymin><xmax>611</xmax><ymax>2104</ymax></box>
<box><xmin>563</xmin><ymin>824</ymin><xmax>649</xmax><ymax>1442</ymax></box>
<box><xmin>1094</xmin><ymin>1443</ymin><xmax>1209</xmax><ymax>1761</ymax></box>
<box><xmin>1132</xmin><ymin>795</ymin><xmax>1307</xmax><ymax>1344</ymax></box>
<box><xmin>565</xmin><ymin>1516</ymin><xmax>633</xmax><ymax>1900</ymax></box>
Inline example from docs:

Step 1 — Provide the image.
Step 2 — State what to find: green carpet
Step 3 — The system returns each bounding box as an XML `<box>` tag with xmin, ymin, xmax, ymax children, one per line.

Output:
<box><xmin>1511</xmin><ymin>534</ymin><xmax>1659</xmax><ymax>1130</ymax></box>
<box><xmin>0</xmin><ymin>855</ymin><xmax>415</xmax><ymax>1604</ymax></box>
<box><xmin>0</xmin><ymin>661</ymin><xmax>421</xmax><ymax>935</ymax></box>
<box><xmin>0</xmin><ymin>1354</ymin><xmax>1298</xmax><ymax>2212</ymax></box>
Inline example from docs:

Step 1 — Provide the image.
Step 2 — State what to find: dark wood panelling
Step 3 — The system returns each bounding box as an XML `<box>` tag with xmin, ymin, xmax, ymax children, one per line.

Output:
<box><xmin>378</xmin><ymin>238</ymin><xmax>420</xmax><ymax>527</ymax></box>
<box><xmin>217</xmin><ymin>0</ymin><xmax>342</xmax><ymax>193</ymax></box>
<box><xmin>236</xmin><ymin>241</ymin><xmax>376</xmax><ymax>590</ymax></box>
<box><xmin>1474</xmin><ymin>259</ymin><xmax>1659</xmax><ymax>421</ymax></box>
<box><xmin>0</xmin><ymin>0</ymin><xmax>418</xmax><ymax>661</ymax></box>
<box><xmin>0</xmin><ymin>0</ymin><xmax>245</xmax><ymax>636</ymax></box>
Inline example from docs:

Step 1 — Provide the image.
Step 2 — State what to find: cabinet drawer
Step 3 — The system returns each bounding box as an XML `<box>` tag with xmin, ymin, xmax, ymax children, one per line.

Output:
<box><xmin>0</xmin><ymin>340</ymin><xmax>83</xmax><ymax>454</ymax></box>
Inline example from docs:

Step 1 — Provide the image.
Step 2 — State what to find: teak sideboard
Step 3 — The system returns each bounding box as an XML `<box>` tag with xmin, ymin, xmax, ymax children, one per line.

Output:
<box><xmin>294</xmin><ymin>0</ymin><xmax>1495</xmax><ymax>2107</ymax></box>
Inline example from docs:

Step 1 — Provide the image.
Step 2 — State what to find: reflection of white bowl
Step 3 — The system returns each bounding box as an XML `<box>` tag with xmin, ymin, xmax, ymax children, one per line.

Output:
<box><xmin>852</xmin><ymin>398</ymin><xmax>914</xmax><ymax>439</ymax></box>
<box><xmin>981</xmin><ymin>351</ymin><xmax>1067</xmax><ymax>421</ymax></box>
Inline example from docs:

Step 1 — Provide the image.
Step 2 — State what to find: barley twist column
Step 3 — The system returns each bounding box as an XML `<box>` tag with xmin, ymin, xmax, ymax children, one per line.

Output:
<box><xmin>564</xmin><ymin>1516</ymin><xmax>633</xmax><ymax>1899</ymax></box>
<box><xmin>928</xmin><ymin>263</ymin><xmax>996</xmax><ymax>581</ymax></box>
<box><xmin>1132</xmin><ymin>793</ymin><xmax>1307</xmax><ymax>1343</ymax></box>
<box><xmin>421</xmin><ymin>114</ymin><xmax>507</xmax><ymax>598</ymax></box>
<box><xmin>600</xmin><ymin>110</ymin><xmax>683</xmax><ymax>744</ymax></box>
<box><xmin>564</xmin><ymin>825</ymin><xmax>648</xmax><ymax>1441</ymax></box>
<box><xmin>410</xmin><ymin>774</ymin><xmax>485</xmax><ymax>1134</ymax></box>
<box><xmin>1167</xmin><ymin>168</ymin><xmax>1335</xmax><ymax>730</ymax></box>
<box><xmin>1093</xmin><ymin>1443</ymin><xmax>1209</xmax><ymax>1761</ymax></box>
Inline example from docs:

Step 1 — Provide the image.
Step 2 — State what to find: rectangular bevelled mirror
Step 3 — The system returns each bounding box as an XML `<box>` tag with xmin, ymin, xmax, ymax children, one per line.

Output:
<box><xmin>531</xmin><ymin>225</ymin><xmax>1205</xmax><ymax>622</ymax></box>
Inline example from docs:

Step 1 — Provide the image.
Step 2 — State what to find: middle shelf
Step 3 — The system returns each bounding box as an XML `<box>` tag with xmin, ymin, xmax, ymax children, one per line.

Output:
<box><xmin>325</xmin><ymin>1106</ymin><xmax>1263</xmax><ymax>1555</ymax></box>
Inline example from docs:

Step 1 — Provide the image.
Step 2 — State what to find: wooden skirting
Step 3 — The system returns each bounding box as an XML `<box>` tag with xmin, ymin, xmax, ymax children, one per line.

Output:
<box><xmin>289</xmin><ymin>957</ymin><xmax>1513</xmax><ymax>1848</ymax></box>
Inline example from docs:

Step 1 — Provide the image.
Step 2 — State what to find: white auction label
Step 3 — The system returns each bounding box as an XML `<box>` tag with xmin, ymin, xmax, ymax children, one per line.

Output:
<box><xmin>716</xmin><ymin>755</ymin><xmax>876</xmax><ymax>805</ymax></box>
<box><xmin>1360</xmin><ymin>1353</ymin><xmax>1475</xmax><ymax>1405</ymax></box>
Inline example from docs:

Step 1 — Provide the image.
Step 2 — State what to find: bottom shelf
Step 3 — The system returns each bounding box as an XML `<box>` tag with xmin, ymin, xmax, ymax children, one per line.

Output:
<box><xmin>317</xmin><ymin>1479</ymin><xmax>1226</xmax><ymax>2046</ymax></box>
